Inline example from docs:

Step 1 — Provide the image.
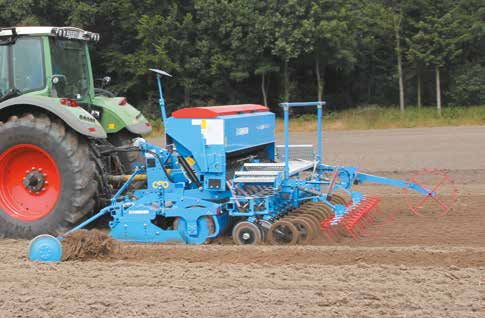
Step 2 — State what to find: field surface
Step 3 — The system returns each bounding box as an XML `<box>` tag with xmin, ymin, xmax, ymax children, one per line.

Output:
<box><xmin>1</xmin><ymin>126</ymin><xmax>484</xmax><ymax>317</ymax></box>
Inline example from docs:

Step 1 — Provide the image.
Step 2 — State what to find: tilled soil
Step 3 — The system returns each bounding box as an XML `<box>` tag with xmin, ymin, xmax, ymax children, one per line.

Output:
<box><xmin>1</xmin><ymin>195</ymin><xmax>483</xmax><ymax>318</ymax></box>
<box><xmin>1</xmin><ymin>127</ymin><xmax>484</xmax><ymax>317</ymax></box>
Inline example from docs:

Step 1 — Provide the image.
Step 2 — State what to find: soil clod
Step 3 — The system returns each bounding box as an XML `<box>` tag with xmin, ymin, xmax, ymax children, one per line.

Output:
<box><xmin>61</xmin><ymin>230</ymin><xmax>119</xmax><ymax>261</ymax></box>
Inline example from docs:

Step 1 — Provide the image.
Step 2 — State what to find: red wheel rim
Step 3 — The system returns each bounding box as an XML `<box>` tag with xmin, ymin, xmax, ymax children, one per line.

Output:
<box><xmin>0</xmin><ymin>144</ymin><xmax>61</xmax><ymax>222</ymax></box>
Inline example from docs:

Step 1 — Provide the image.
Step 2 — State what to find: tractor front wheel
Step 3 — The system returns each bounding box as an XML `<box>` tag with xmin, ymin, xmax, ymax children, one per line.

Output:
<box><xmin>0</xmin><ymin>113</ymin><xmax>98</xmax><ymax>238</ymax></box>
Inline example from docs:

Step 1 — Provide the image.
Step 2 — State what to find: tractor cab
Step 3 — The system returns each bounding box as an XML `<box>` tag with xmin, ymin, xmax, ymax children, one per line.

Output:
<box><xmin>0</xmin><ymin>27</ymin><xmax>98</xmax><ymax>102</ymax></box>
<box><xmin>0</xmin><ymin>26</ymin><xmax>151</xmax><ymax>136</ymax></box>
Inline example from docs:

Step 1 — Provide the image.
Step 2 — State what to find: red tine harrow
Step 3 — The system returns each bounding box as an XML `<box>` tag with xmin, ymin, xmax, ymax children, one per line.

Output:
<box><xmin>315</xmin><ymin>169</ymin><xmax>459</xmax><ymax>243</ymax></box>
<box><xmin>319</xmin><ymin>196</ymin><xmax>381</xmax><ymax>241</ymax></box>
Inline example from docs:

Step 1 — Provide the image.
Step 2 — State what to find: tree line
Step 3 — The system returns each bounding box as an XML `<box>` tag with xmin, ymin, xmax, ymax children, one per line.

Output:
<box><xmin>1</xmin><ymin>0</ymin><xmax>483</xmax><ymax>116</ymax></box>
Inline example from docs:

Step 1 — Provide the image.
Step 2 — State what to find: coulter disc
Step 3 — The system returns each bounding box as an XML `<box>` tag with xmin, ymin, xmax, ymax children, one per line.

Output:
<box><xmin>268</xmin><ymin>220</ymin><xmax>299</xmax><ymax>245</ymax></box>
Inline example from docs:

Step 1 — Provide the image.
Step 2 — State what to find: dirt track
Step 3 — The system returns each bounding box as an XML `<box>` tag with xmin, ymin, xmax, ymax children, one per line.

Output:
<box><xmin>1</xmin><ymin>126</ymin><xmax>484</xmax><ymax>317</ymax></box>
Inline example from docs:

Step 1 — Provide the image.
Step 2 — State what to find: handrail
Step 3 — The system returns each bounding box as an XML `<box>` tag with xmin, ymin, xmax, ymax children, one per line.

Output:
<box><xmin>279</xmin><ymin>101</ymin><xmax>326</xmax><ymax>108</ymax></box>
<box><xmin>278</xmin><ymin>101</ymin><xmax>326</xmax><ymax>178</ymax></box>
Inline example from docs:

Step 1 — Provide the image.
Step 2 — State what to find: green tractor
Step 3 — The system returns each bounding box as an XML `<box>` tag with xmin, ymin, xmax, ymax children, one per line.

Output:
<box><xmin>0</xmin><ymin>27</ymin><xmax>152</xmax><ymax>238</ymax></box>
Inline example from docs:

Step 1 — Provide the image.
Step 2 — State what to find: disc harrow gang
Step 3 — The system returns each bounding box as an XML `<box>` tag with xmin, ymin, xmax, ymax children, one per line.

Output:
<box><xmin>262</xmin><ymin>195</ymin><xmax>384</xmax><ymax>245</ymax></box>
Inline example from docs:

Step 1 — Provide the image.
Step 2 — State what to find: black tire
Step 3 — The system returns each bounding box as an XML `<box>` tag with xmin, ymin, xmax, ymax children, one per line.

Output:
<box><xmin>0</xmin><ymin>113</ymin><xmax>98</xmax><ymax>238</ymax></box>
<box><xmin>108</xmin><ymin>130</ymin><xmax>144</xmax><ymax>173</ymax></box>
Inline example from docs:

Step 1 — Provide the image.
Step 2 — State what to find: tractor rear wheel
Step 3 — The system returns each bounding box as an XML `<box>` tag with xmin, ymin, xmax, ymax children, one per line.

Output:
<box><xmin>0</xmin><ymin>113</ymin><xmax>98</xmax><ymax>238</ymax></box>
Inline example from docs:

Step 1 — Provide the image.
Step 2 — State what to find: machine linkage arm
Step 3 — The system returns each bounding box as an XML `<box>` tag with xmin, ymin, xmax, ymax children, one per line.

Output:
<box><xmin>63</xmin><ymin>167</ymin><xmax>143</xmax><ymax>237</ymax></box>
<box><xmin>355</xmin><ymin>172</ymin><xmax>432</xmax><ymax>196</ymax></box>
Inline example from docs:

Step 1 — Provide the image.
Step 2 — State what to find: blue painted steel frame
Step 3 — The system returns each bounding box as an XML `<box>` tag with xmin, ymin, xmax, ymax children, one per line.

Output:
<box><xmin>279</xmin><ymin>101</ymin><xmax>325</xmax><ymax>178</ymax></box>
<box><xmin>52</xmin><ymin>90</ymin><xmax>435</xmax><ymax>247</ymax></box>
<box><xmin>156</xmin><ymin>75</ymin><xmax>168</xmax><ymax>123</ymax></box>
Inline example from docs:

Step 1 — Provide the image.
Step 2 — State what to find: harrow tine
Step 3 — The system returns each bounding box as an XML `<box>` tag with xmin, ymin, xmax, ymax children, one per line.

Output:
<box><xmin>319</xmin><ymin>196</ymin><xmax>381</xmax><ymax>241</ymax></box>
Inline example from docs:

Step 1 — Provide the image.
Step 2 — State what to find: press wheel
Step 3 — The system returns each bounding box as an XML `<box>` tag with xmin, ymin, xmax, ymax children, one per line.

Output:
<box><xmin>232</xmin><ymin>221</ymin><xmax>263</xmax><ymax>245</ymax></box>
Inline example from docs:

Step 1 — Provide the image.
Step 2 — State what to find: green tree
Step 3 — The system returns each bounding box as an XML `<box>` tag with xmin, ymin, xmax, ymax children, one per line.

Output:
<box><xmin>406</xmin><ymin>3</ymin><xmax>465</xmax><ymax>114</ymax></box>
<box><xmin>0</xmin><ymin>0</ymin><xmax>482</xmax><ymax>112</ymax></box>
<box><xmin>303</xmin><ymin>0</ymin><xmax>358</xmax><ymax>102</ymax></box>
<box><xmin>265</xmin><ymin>0</ymin><xmax>309</xmax><ymax>101</ymax></box>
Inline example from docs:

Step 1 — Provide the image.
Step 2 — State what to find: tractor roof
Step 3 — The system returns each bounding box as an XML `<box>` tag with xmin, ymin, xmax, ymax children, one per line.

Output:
<box><xmin>0</xmin><ymin>26</ymin><xmax>100</xmax><ymax>41</ymax></box>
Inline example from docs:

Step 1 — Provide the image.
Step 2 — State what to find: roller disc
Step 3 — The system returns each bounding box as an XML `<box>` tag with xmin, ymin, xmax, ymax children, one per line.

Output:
<box><xmin>232</xmin><ymin>221</ymin><xmax>263</xmax><ymax>245</ymax></box>
<box><xmin>306</xmin><ymin>206</ymin><xmax>332</xmax><ymax>219</ymax></box>
<box><xmin>316</xmin><ymin>203</ymin><xmax>336</xmax><ymax>218</ymax></box>
<box><xmin>297</xmin><ymin>214</ymin><xmax>321</xmax><ymax>234</ymax></box>
<box><xmin>302</xmin><ymin>201</ymin><xmax>319</xmax><ymax>208</ymax></box>
<box><xmin>298</xmin><ymin>205</ymin><xmax>323</xmax><ymax>216</ymax></box>
<box><xmin>290</xmin><ymin>217</ymin><xmax>315</xmax><ymax>244</ymax></box>
<box><xmin>306</xmin><ymin>209</ymin><xmax>328</xmax><ymax>220</ymax></box>
<box><xmin>329</xmin><ymin>194</ymin><xmax>347</xmax><ymax>205</ymax></box>
<box><xmin>268</xmin><ymin>220</ymin><xmax>299</xmax><ymax>245</ymax></box>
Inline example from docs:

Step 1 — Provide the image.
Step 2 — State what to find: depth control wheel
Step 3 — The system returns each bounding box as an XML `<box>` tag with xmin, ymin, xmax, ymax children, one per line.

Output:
<box><xmin>232</xmin><ymin>221</ymin><xmax>263</xmax><ymax>245</ymax></box>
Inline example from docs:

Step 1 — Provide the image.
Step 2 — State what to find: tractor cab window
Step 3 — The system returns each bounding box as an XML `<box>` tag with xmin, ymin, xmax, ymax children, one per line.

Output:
<box><xmin>50</xmin><ymin>38</ymin><xmax>90</xmax><ymax>99</ymax></box>
<box><xmin>12</xmin><ymin>37</ymin><xmax>45</xmax><ymax>93</ymax></box>
<box><xmin>0</xmin><ymin>46</ymin><xmax>10</xmax><ymax>97</ymax></box>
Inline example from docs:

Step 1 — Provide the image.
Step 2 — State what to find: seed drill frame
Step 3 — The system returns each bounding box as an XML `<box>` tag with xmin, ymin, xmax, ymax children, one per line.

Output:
<box><xmin>29</xmin><ymin>70</ymin><xmax>446</xmax><ymax>261</ymax></box>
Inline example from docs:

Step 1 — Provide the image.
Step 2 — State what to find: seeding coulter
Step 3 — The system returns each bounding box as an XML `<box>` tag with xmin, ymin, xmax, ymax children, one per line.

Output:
<box><xmin>29</xmin><ymin>69</ymin><xmax>455</xmax><ymax>262</ymax></box>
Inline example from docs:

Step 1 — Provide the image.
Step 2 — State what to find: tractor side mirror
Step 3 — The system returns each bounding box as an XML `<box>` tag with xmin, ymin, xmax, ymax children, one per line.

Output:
<box><xmin>95</xmin><ymin>76</ymin><xmax>111</xmax><ymax>89</ymax></box>
<box><xmin>51</xmin><ymin>75</ymin><xmax>67</xmax><ymax>98</ymax></box>
<box><xmin>51</xmin><ymin>74</ymin><xmax>67</xmax><ymax>85</ymax></box>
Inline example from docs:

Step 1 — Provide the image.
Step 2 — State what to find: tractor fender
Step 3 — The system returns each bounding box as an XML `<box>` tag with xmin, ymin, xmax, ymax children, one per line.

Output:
<box><xmin>92</xmin><ymin>96</ymin><xmax>152</xmax><ymax>135</ymax></box>
<box><xmin>0</xmin><ymin>96</ymin><xmax>107</xmax><ymax>138</ymax></box>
